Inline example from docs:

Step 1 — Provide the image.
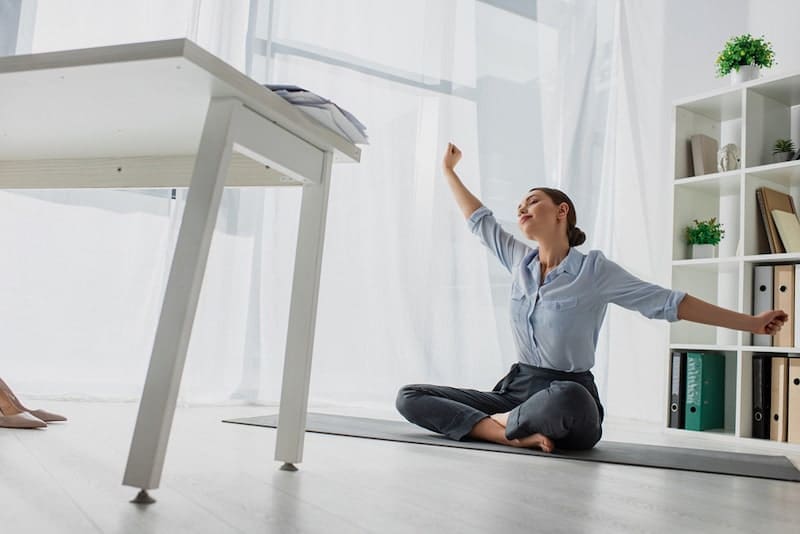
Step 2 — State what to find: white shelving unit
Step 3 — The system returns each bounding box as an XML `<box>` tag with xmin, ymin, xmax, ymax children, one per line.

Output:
<box><xmin>669</xmin><ymin>71</ymin><xmax>800</xmax><ymax>452</ymax></box>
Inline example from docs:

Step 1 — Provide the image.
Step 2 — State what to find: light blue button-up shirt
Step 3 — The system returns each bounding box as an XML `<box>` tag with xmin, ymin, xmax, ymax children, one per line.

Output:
<box><xmin>468</xmin><ymin>206</ymin><xmax>686</xmax><ymax>372</ymax></box>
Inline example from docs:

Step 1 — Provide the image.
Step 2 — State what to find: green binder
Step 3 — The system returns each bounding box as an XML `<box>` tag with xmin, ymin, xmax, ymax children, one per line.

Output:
<box><xmin>684</xmin><ymin>352</ymin><xmax>725</xmax><ymax>431</ymax></box>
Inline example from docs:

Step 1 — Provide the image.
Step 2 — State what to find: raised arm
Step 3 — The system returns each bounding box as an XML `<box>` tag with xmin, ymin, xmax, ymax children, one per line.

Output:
<box><xmin>677</xmin><ymin>294</ymin><xmax>787</xmax><ymax>335</ymax></box>
<box><xmin>442</xmin><ymin>143</ymin><xmax>530</xmax><ymax>272</ymax></box>
<box><xmin>442</xmin><ymin>142</ymin><xmax>483</xmax><ymax>219</ymax></box>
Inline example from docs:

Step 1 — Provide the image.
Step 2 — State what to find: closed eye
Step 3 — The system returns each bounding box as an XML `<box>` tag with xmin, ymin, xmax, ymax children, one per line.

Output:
<box><xmin>517</xmin><ymin>198</ymin><xmax>538</xmax><ymax>213</ymax></box>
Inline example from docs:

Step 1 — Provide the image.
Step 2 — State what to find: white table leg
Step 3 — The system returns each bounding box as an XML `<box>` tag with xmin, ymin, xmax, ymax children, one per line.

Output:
<box><xmin>123</xmin><ymin>98</ymin><xmax>241</xmax><ymax>501</ymax></box>
<box><xmin>275</xmin><ymin>151</ymin><xmax>334</xmax><ymax>471</ymax></box>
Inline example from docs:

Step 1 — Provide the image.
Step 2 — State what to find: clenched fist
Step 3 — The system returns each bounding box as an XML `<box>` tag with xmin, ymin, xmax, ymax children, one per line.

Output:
<box><xmin>443</xmin><ymin>142</ymin><xmax>462</xmax><ymax>171</ymax></box>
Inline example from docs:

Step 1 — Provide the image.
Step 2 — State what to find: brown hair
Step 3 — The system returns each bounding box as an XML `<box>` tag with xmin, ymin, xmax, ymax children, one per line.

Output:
<box><xmin>529</xmin><ymin>187</ymin><xmax>586</xmax><ymax>247</ymax></box>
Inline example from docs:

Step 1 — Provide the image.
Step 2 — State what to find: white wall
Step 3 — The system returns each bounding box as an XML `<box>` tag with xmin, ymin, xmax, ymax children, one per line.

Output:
<box><xmin>746</xmin><ymin>0</ymin><xmax>800</xmax><ymax>74</ymax></box>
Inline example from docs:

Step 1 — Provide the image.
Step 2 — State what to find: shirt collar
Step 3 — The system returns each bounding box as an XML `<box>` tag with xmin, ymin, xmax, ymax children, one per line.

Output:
<box><xmin>530</xmin><ymin>246</ymin><xmax>583</xmax><ymax>276</ymax></box>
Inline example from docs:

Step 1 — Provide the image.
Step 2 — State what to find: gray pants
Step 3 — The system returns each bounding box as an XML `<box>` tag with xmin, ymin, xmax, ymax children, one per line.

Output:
<box><xmin>396</xmin><ymin>362</ymin><xmax>604</xmax><ymax>450</ymax></box>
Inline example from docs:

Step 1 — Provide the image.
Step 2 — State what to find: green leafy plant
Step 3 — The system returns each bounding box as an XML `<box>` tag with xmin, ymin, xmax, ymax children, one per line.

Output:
<box><xmin>773</xmin><ymin>138</ymin><xmax>796</xmax><ymax>154</ymax></box>
<box><xmin>715</xmin><ymin>34</ymin><xmax>775</xmax><ymax>77</ymax></box>
<box><xmin>686</xmin><ymin>218</ymin><xmax>725</xmax><ymax>245</ymax></box>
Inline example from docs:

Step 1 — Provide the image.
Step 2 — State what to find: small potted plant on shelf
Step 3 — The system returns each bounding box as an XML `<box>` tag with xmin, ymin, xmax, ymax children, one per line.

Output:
<box><xmin>772</xmin><ymin>138</ymin><xmax>796</xmax><ymax>162</ymax></box>
<box><xmin>715</xmin><ymin>33</ymin><xmax>775</xmax><ymax>84</ymax></box>
<box><xmin>686</xmin><ymin>217</ymin><xmax>725</xmax><ymax>259</ymax></box>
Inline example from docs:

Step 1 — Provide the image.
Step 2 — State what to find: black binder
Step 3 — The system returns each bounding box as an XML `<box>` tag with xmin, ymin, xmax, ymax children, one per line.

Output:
<box><xmin>669</xmin><ymin>351</ymin><xmax>687</xmax><ymax>429</ymax></box>
<box><xmin>752</xmin><ymin>354</ymin><xmax>772</xmax><ymax>439</ymax></box>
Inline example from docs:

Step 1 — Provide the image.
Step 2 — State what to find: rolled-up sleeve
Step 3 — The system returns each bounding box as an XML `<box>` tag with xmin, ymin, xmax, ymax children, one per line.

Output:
<box><xmin>467</xmin><ymin>206</ymin><xmax>530</xmax><ymax>272</ymax></box>
<box><xmin>595</xmin><ymin>251</ymin><xmax>686</xmax><ymax>322</ymax></box>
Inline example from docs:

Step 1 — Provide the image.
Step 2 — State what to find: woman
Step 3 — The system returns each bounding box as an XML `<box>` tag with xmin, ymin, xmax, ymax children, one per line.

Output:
<box><xmin>395</xmin><ymin>142</ymin><xmax>788</xmax><ymax>453</ymax></box>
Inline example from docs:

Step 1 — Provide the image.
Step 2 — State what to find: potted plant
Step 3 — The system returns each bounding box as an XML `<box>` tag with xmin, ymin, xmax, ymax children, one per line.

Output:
<box><xmin>773</xmin><ymin>138</ymin><xmax>796</xmax><ymax>162</ymax></box>
<box><xmin>715</xmin><ymin>33</ymin><xmax>775</xmax><ymax>84</ymax></box>
<box><xmin>686</xmin><ymin>217</ymin><xmax>725</xmax><ymax>259</ymax></box>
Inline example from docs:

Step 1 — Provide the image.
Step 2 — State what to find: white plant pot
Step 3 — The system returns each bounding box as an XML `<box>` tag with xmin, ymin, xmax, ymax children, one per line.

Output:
<box><xmin>691</xmin><ymin>244</ymin><xmax>716</xmax><ymax>259</ymax></box>
<box><xmin>730</xmin><ymin>64</ymin><xmax>760</xmax><ymax>85</ymax></box>
<box><xmin>773</xmin><ymin>151</ymin><xmax>794</xmax><ymax>163</ymax></box>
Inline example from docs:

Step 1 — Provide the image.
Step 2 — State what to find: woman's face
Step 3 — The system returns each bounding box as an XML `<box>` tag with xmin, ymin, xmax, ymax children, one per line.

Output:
<box><xmin>517</xmin><ymin>191</ymin><xmax>567</xmax><ymax>240</ymax></box>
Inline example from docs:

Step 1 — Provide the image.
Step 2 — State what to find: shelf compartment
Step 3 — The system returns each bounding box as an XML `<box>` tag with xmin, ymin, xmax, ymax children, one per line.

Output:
<box><xmin>746</xmin><ymin>73</ymin><xmax>800</xmax><ymax>108</ymax></box>
<box><xmin>670</xmin><ymin>262</ymin><xmax>741</xmax><ymax>347</ymax></box>
<box><xmin>675</xmin><ymin>98</ymin><xmax>744</xmax><ymax>180</ymax></box>
<box><xmin>673</xmin><ymin>177</ymin><xmax>741</xmax><ymax>260</ymax></box>
<box><xmin>741</xmin><ymin>173</ymin><xmax>800</xmax><ymax>257</ymax></box>
<box><xmin>745</xmin><ymin>85</ymin><xmax>800</xmax><ymax>168</ymax></box>
<box><xmin>666</xmin><ymin>349</ymin><xmax>738</xmax><ymax>436</ymax></box>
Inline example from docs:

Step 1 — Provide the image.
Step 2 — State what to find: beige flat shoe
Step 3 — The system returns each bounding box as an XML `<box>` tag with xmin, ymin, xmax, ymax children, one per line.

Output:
<box><xmin>0</xmin><ymin>377</ymin><xmax>67</xmax><ymax>423</ymax></box>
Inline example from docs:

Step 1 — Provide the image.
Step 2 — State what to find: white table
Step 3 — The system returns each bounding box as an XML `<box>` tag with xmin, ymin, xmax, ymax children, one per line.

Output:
<box><xmin>0</xmin><ymin>39</ymin><xmax>360</xmax><ymax>503</ymax></box>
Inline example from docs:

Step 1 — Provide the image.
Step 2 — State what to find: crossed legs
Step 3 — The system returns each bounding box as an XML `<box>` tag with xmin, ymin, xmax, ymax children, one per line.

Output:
<box><xmin>396</xmin><ymin>380</ymin><xmax>601</xmax><ymax>452</ymax></box>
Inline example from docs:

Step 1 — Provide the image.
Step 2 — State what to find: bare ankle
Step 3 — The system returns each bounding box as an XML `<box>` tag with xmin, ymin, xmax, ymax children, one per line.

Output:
<box><xmin>468</xmin><ymin>416</ymin><xmax>516</xmax><ymax>446</ymax></box>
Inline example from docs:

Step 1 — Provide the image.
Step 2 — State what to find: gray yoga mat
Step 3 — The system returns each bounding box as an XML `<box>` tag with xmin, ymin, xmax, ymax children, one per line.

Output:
<box><xmin>223</xmin><ymin>413</ymin><xmax>800</xmax><ymax>482</ymax></box>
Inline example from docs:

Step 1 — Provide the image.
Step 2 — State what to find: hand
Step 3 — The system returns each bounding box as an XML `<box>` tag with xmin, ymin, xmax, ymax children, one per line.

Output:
<box><xmin>443</xmin><ymin>142</ymin><xmax>462</xmax><ymax>171</ymax></box>
<box><xmin>751</xmin><ymin>309</ymin><xmax>788</xmax><ymax>335</ymax></box>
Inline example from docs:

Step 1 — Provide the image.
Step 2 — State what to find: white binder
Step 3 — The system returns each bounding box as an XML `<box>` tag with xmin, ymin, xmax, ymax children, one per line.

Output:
<box><xmin>753</xmin><ymin>265</ymin><xmax>773</xmax><ymax>346</ymax></box>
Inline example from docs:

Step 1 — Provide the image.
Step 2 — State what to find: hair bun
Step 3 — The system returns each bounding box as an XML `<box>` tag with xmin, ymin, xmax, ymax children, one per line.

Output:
<box><xmin>569</xmin><ymin>226</ymin><xmax>586</xmax><ymax>247</ymax></box>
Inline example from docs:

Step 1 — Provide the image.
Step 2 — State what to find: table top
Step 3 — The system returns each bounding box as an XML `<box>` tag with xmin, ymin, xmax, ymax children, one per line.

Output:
<box><xmin>0</xmin><ymin>39</ymin><xmax>360</xmax><ymax>163</ymax></box>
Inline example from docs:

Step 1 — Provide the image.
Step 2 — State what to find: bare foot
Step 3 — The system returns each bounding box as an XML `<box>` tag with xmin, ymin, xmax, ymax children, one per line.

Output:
<box><xmin>511</xmin><ymin>432</ymin><xmax>554</xmax><ymax>453</ymax></box>
<box><xmin>490</xmin><ymin>412</ymin><xmax>509</xmax><ymax>427</ymax></box>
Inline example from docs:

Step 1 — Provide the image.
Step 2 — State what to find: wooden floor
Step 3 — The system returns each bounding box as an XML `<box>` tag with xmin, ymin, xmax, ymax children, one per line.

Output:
<box><xmin>1</xmin><ymin>401</ymin><xmax>799</xmax><ymax>534</ymax></box>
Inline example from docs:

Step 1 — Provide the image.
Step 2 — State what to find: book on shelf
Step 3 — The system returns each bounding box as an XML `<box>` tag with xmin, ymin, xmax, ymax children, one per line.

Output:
<box><xmin>756</xmin><ymin>189</ymin><xmax>776</xmax><ymax>254</ymax></box>
<box><xmin>690</xmin><ymin>134</ymin><xmax>718</xmax><ymax>176</ymax></box>
<box><xmin>772</xmin><ymin>210</ymin><xmax>800</xmax><ymax>253</ymax></box>
<box><xmin>757</xmin><ymin>187</ymin><xmax>798</xmax><ymax>254</ymax></box>
<box><xmin>684</xmin><ymin>352</ymin><xmax>725</xmax><ymax>431</ymax></box>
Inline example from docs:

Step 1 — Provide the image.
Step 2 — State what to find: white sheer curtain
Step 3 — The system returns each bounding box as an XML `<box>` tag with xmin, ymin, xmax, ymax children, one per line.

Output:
<box><xmin>0</xmin><ymin>0</ymin><xmax>254</xmax><ymax>403</ymax></box>
<box><xmin>251</xmin><ymin>0</ymin><xmax>619</xmax><ymax>416</ymax></box>
<box><xmin>1</xmin><ymin>0</ymin><xmax>621</xmax><ymax>417</ymax></box>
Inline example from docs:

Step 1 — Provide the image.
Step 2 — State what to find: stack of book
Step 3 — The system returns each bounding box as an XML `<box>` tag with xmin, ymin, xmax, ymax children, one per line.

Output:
<box><xmin>751</xmin><ymin>355</ymin><xmax>800</xmax><ymax>442</ymax></box>
<box><xmin>756</xmin><ymin>186</ymin><xmax>800</xmax><ymax>254</ymax></box>
<box><xmin>266</xmin><ymin>84</ymin><xmax>369</xmax><ymax>145</ymax></box>
<box><xmin>669</xmin><ymin>351</ymin><xmax>725</xmax><ymax>431</ymax></box>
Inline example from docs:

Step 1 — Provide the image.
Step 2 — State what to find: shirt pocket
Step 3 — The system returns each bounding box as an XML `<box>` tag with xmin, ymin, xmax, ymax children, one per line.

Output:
<box><xmin>538</xmin><ymin>296</ymin><xmax>578</xmax><ymax>311</ymax></box>
<box><xmin>510</xmin><ymin>283</ymin><xmax>529</xmax><ymax>325</ymax></box>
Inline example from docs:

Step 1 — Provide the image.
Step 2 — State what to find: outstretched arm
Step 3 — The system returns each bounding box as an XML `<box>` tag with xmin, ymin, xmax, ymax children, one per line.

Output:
<box><xmin>677</xmin><ymin>294</ymin><xmax>788</xmax><ymax>335</ymax></box>
<box><xmin>442</xmin><ymin>142</ymin><xmax>483</xmax><ymax>219</ymax></box>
